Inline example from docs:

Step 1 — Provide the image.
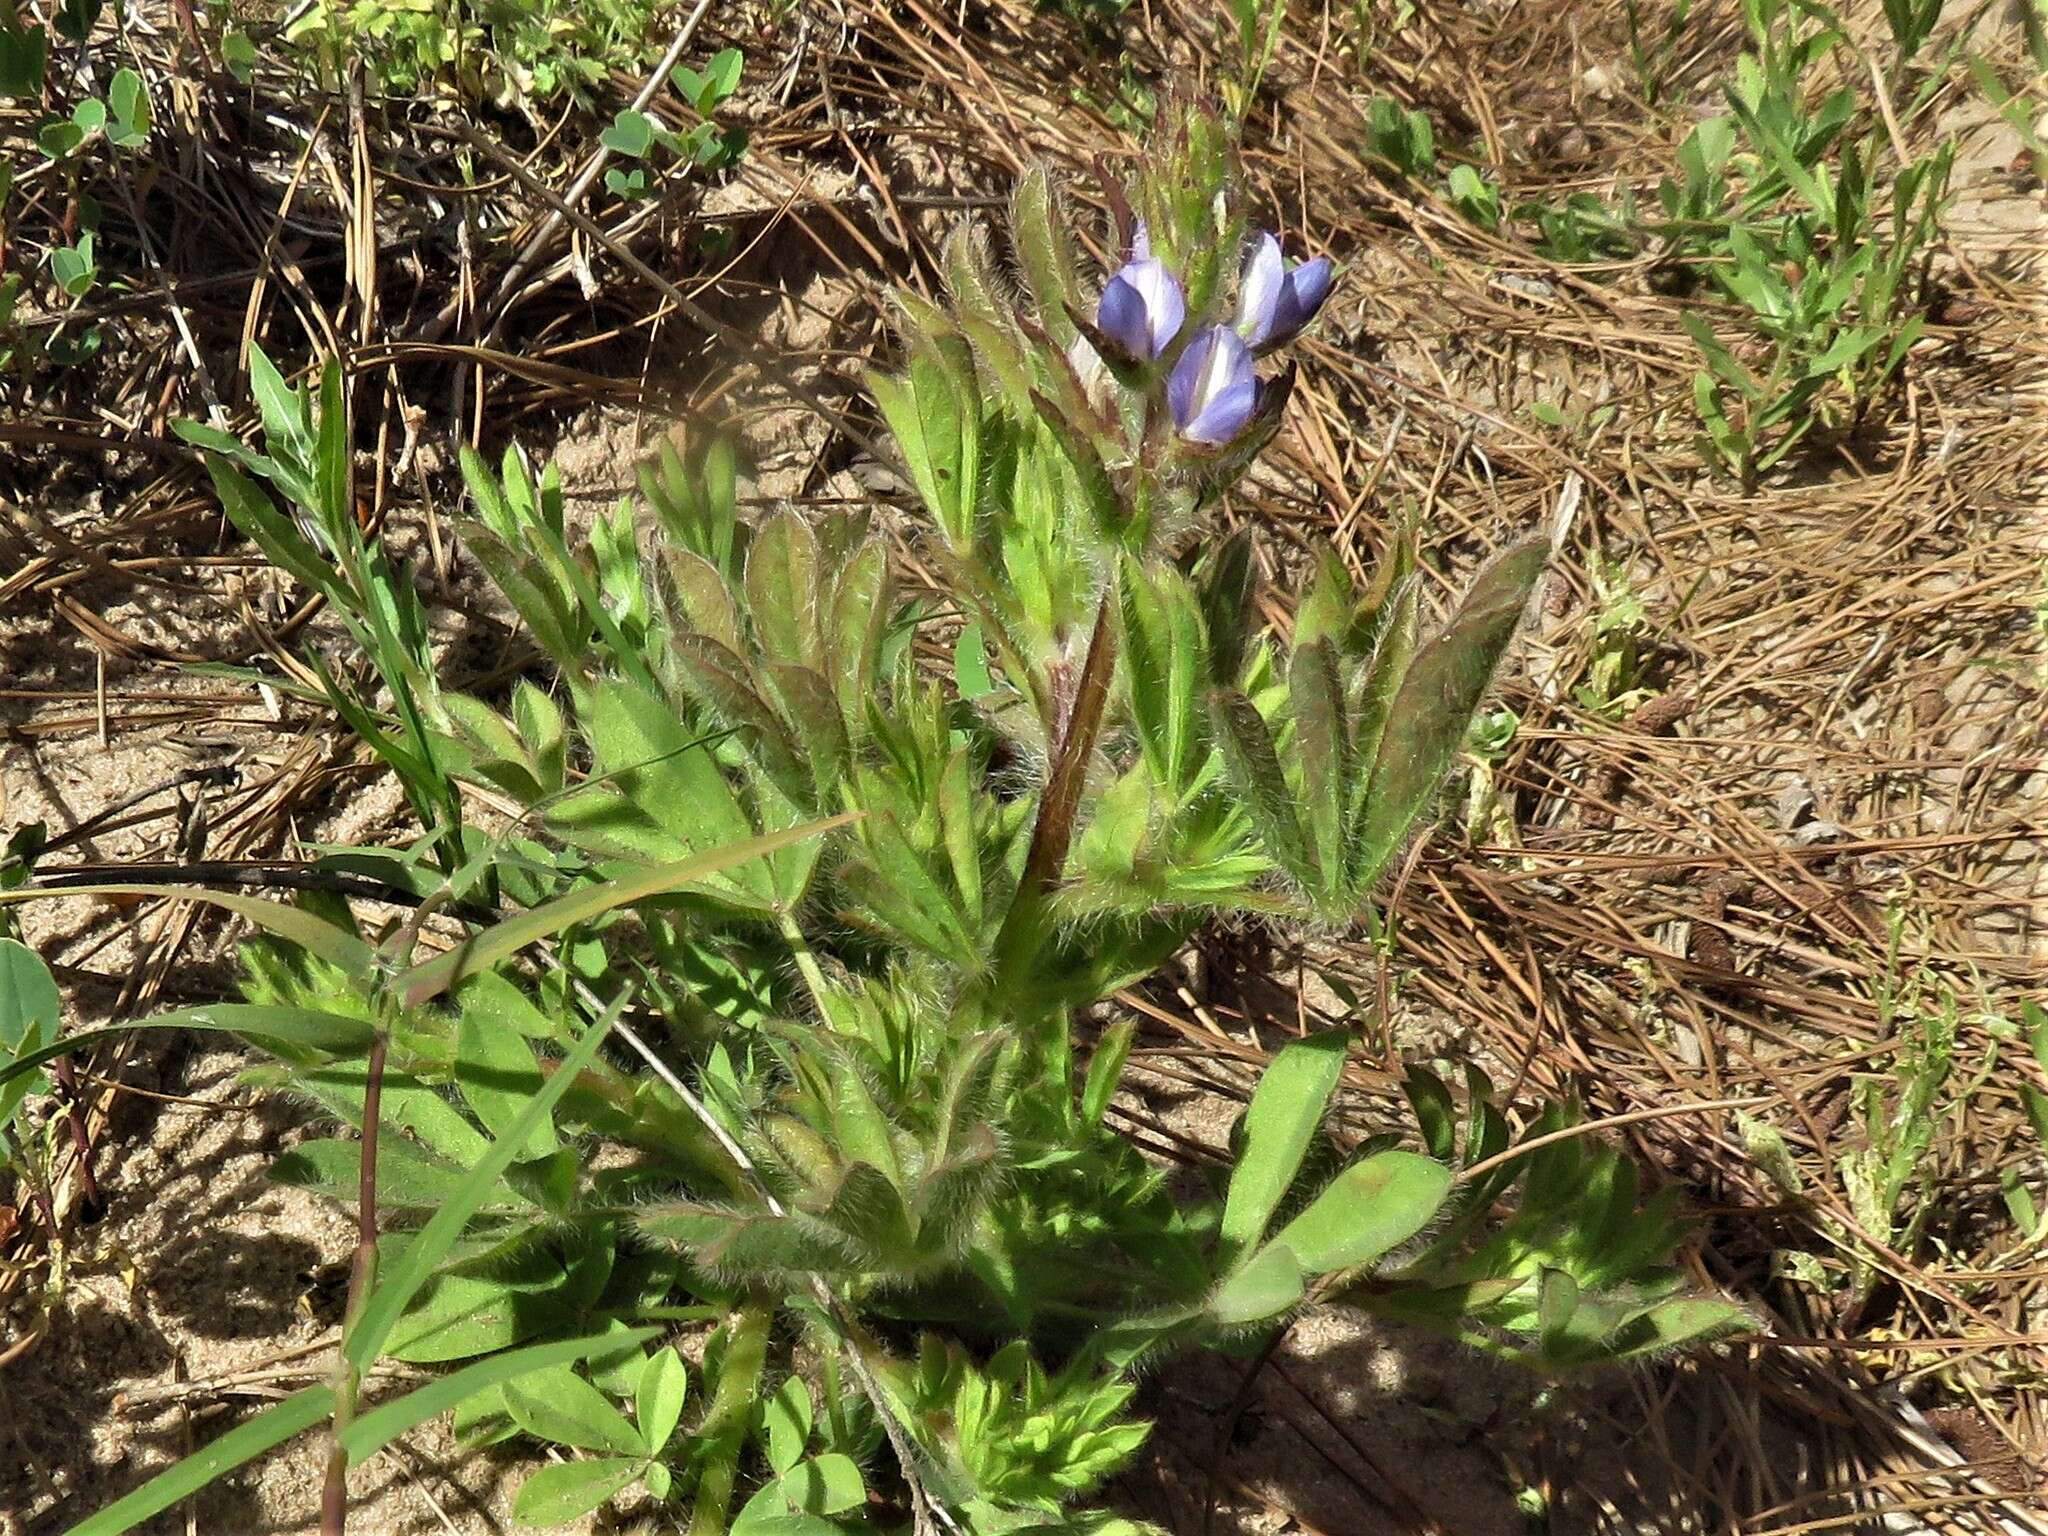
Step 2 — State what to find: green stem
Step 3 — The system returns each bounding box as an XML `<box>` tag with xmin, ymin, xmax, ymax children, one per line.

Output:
<box><xmin>776</xmin><ymin>911</ymin><xmax>833</xmax><ymax>1016</ymax></box>
<box><xmin>689</xmin><ymin>1300</ymin><xmax>772</xmax><ymax>1536</ymax></box>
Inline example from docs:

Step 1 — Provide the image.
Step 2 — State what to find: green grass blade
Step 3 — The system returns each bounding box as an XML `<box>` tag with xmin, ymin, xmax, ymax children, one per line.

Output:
<box><xmin>0</xmin><ymin>885</ymin><xmax>373</xmax><ymax>974</ymax></box>
<box><xmin>63</xmin><ymin>1385</ymin><xmax>335</xmax><ymax>1536</ymax></box>
<box><xmin>342</xmin><ymin>1327</ymin><xmax>658</xmax><ymax>1463</ymax></box>
<box><xmin>395</xmin><ymin>814</ymin><xmax>856</xmax><ymax>1008</ymax></box>
<box><xmin>344</xmin><ymin>992</ymin><xmax>626</xmax><ymax>1371</ymax></box>
<box><xmin>0</xmin><ymin>1005</ymin><xmax>377</xmax><ymax>1093</ymax></box>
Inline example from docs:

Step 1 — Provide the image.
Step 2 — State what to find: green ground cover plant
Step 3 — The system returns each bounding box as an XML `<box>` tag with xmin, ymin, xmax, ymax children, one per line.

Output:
<box><xmin>0</xmin><ymin>2</ymin><xmax>745</xmax><ymax>389</ymax></box>
<box><xmin>2</xmin><ymin>96</ymin><xmax>1745</xmax><ymax>1535</ymax></box>
<box><xmin>283</xmin><ymin>0</ymin><xmax>672</xmax><ymax>104</ymax></box>
<box><xmin>1350</xmin><ymin>0</ymin><xmax>1986</xmax><ymax>487</ymax></box>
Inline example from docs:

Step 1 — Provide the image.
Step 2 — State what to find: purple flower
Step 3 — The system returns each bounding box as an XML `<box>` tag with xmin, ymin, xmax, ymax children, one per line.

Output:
<box><xmin>1095</xmin><ymin>252</ymin><xmax>1185</xmax><ymax>363</ymax></box>
<box><xmin>1168</xmin><ymin>325</ymin><xmax>1261</xmax><ymax>447</ymax></box>
<box><xmin>1236</xmin><ymin>232</ymin><xmax>1334</xmax><ymax>349</ymax></box>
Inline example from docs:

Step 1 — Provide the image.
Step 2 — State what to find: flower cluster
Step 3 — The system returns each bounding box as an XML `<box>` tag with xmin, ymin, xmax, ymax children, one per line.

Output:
<box><xmin>1078</xmin><ymin>226</ymin><xmax>1333</xmax><ymax>450</ymax></box>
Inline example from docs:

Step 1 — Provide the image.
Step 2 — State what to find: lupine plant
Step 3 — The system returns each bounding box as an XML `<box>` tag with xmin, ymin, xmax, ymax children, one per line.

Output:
<box><xmin>2</xmin><ymin>96</ymin><xmax>1744</xmax><ymax>1536</ymax></box>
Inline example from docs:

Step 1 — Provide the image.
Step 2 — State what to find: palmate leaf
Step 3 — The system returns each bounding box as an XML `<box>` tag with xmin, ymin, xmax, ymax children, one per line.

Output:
<box><xmin>396</xmin><ymin>815</ymin><xmax>853</xmax><ymax>1008</ymax></box>
<box><xmin>1290</xmin><ymin>552</ymin><xmax>1352</xmax><ymax>653</ymax></box>
<box><xmin>548</xmin><ymin>679</ymin><xmax>764</xmax><ymax>877</ymax></box>
<box><xmin>763</xmin><ymin>1376</ymin><xmax>813</xmax><ymax>1473</ymax></box>
<box><xmin>200</xmin><ymin>456</ymin><xmax>348</xmax><ymax>606</ymax></box>
<box><xmin>815</xmin><ymin>1162</ymin><xmax>919</xmax><ymax>1257</ymax></box>
<box><xmin>947</xmin><ymin>227</ymin><xmax>1037</xmax><ymax>414</ymax></box>
<box><xmin>636</xmin><ymin>1200</ymin><xmax>863</xmax><ymax>1276</ymax></box>
<box><xmin>344</xmin><ymin>996</ymin><xmax>624</xmax><ymax>1372</ymax></box>
<box><xmin>670</xmin><ymin>634</ymin><xmax>813</xmax><ymax>808</ymax></box>
<box><xmin>836</xmin><ymin>799</ymin><xmax>989</xmax><ymax>972</ymax></box>
<box><xmin>1353</xmin><ymin>537</ymin><xmax>1546</xmax><ymax>891</ymax></box>
<box><xmin>912</xmin><ymin>1126</ymin><xmax>1004</xmax><ymax>1244</ymax></box>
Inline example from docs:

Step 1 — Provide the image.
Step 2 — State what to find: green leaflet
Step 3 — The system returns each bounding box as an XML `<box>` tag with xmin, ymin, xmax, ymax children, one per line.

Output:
<box><xmin>512</xmin><ymin>1457</ymin><xmax>646</xmax><ymax>1525</ymax></box>
<box><xmin>0</xmin><ymin>939</ymin><xmax>59</xmax><ymax>1128</ymax></box>
<box><xmin>1209</xmin><ymin>686</ymin><xmax>1312</xmax><ymax>889</ymax></box>
<box><xmin>1219</xmin><ymin>1031</ymin><xmax>1348</xmax><ymax>1259</ymax></box>
<box><xmin>1010</xmin><ymin>165</ymin><xmax>1082</xmax><ymax>350</ymax></box>
<box><xmin>746</xmin><ymin>511</ymin><xmax>824</xmax><ymax>669</ymax></box>
<box><xmin>504</xmin><ymin>1364</ymin><xmax>646</xmax><ymax>1456</ymax></box>
<box><xmin>341</xmin><ymin>1328</ymin><xmax>659</xmax><ymax>1463</ymax></box>
<box><xmin>1354</xmin><ymin>537</ymin><xmax>1546</xmax><ymax>890</ymax></box>
<box><xmin>1116</xmin><ymin>557</ymin><xmax>1207</xmax><ymax>797</ymax></box>
<box><xmin>1267</xmin><ymin>1151</ymin><xmax>1452</xmax><ymax>1276</ymax></box>
<box><xmin>1288</xmin><ymin>637</ymin><xmax>1352</xmax><ymax>905</ymax></box>
<box><xmin>868</xmin><ymin>324</ymin><xmax>981</xmax><ymax>549</ymax></box>
<box><xmin>1207</xmin><ymin>1242</ymin><xmax>1304</xmax><ymax>1325</ymax></box>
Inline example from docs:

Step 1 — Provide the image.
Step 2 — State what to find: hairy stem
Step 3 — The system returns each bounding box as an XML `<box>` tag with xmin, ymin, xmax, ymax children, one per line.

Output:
<box><xmin>776</xmin><ymin>911</ymin><xmax>834</xmax><ymax>1017</ymax></box>
<box><xmin>991</xmin><ymin>594</ymin><xmax>1119</xmax><ymax>993</ymax></box>
<box><xmin>688</xmin><ymin>1299</ymin><xmax>771</xmax><ymax>1536</ymax></box>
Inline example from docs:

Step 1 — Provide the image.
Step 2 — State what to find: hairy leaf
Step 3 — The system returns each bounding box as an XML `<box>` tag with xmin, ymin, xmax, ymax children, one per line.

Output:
<box><xmin>1270</xmin><ymin>1150</ymin><xmax>1451</xmax><ymax>1276</ymax></box>
<box><xmin>1209</xmin><ymin>687</ymin><xmax>1313</xmax><ymax>890</ymax></box>
<box><xmin>1288</xmin><ymin>637</ymin><xmax>1353</xmax><ymax>908</ymax></box>
<box><xmin>1220</xmin><ymin>1031</ymin><xmax>1349</xmax><ymax>1259</ymax></box>
<box><xmin>1208</xmin><ymin>1242</ymin><xmax>1304</xmax><ymax>1326</ymax></box>
<box><xmin>1355</xmin><ymin>538</ymin><xmax>1545</xmax><ymax>891</ymax></box>
<box><xmin>746</xmin><ymin>512</ymin><xmax>823</xmax><ymax>668</ymax></box>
